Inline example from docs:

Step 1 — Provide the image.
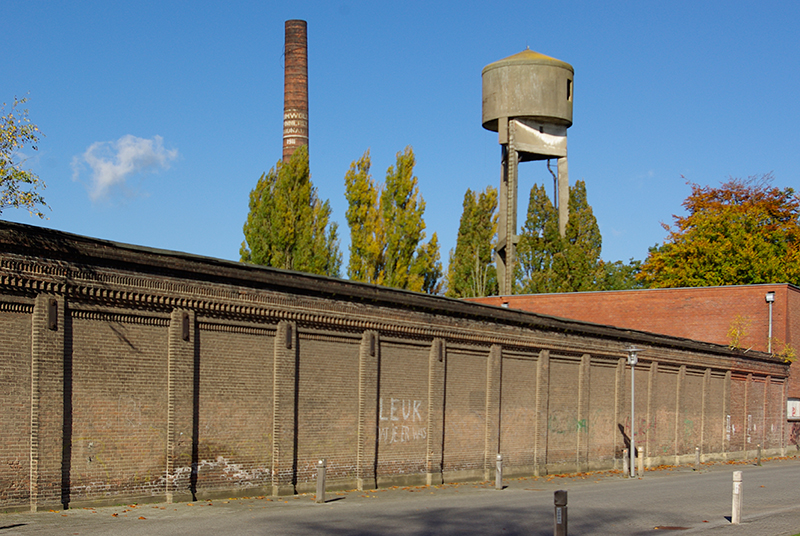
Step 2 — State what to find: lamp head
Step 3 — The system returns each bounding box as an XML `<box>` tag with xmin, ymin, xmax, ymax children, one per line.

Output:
<box><xmin>766</xmin><ymin>292</ymin><xmax>775</xmax><ymax>303</ymax></box>
<box><xmin>626</xmin><ymin>346</ymin><xmax>641</xmax><ymax>366</ymax></box>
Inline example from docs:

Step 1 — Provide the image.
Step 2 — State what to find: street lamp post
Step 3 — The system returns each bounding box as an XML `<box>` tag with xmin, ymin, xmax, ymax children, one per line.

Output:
<box><xmin>626</xmin><ymin>347</ymin><xmax>641</xmax><ymax>478</ymax></box>
<box><xmin>766</xmin><ymin>292</ymin><xmax>775</xmax><ymax>353</ymax></box>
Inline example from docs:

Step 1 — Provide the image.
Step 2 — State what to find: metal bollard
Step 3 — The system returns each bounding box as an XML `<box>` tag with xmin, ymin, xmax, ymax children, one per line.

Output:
<box><xmin>622</xmin><ymin>448</ymin><xmax>629</xmax><ymax>477</ymax></box>
<box><xmin>756</xmin><ymin>444</ymin><xmax>762</xmax><ymax>466</ymax></box>
<box><xmin>315</xmin><ymin>459</ymin><xmax>327</xmax><ymax>504</ymax></box>
<box><xmin>495</xmin><ymin>454</ymin><xmax>503</xmax><ymax>490</ymax></box>
<box><xmin>731</xmin><ymin>471</ymin><xmax>742</xmax><ymax>524</ymax></box>
<box><xmin>637</xmin><ymin>448</ymin><xmax>644</xmax><ymax>478</ymax></box>
<box><xmin>695</xmin><ymin>446</ymin><xmax>700</xmax><ymax>467</ymax></box>
<box><xmin>554</xmin><ymin>490</ymin><xmax>568</xmax><ymax>536</ymax></box>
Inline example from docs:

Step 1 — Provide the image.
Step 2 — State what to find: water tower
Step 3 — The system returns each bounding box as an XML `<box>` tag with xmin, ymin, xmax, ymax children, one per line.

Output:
<box><xmin>482</xmin><ymin>49</ymin><xmax>574</xmax><ymax>295</ymax></box>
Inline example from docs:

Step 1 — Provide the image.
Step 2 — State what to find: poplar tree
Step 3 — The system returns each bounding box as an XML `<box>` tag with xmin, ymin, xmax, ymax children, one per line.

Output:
<box><xmin>517</xmin><ymin>179</ymin><xmax>633</xmax><ymax>293</ymax></box>
<box><xmin>445</xmin><ymin>186</ymin><xmax>498</xmax><ymax>298</ymax></box>
<box><xmin>516</xmin><ymin>183</ymin><xmax>561</xmax><ymax>293</ymax></box>
<box><xmin>344</xmin><ymin>147</ymin><xmax>442</xmax><ymax>293</ymax></box>
<box><xmin>556</xmin><ymin>179</ymin><xmax>603</xmax><ymax>292</ymax></box>
<box><xmin>344</xmin><ymin>150</ymin><xmax>383</xmax><ymax>284</ymax></box>
<box><xmin>240</xmin><ymin>145</ymin><xmax>341</xmax><ymax>276</ymax></box>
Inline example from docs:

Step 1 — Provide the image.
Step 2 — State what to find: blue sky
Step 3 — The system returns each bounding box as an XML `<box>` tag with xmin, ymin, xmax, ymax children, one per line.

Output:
<box><xmin>4</xmin><ymin>1</ymin><xmax>799</xmax><ymax>276</ymax></box>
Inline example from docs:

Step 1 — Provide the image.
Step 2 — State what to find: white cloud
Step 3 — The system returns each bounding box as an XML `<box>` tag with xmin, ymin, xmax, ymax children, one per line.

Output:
<box><xmin>72</xmin><ymin>135</ymin><xmax>178</xmax><ymax>201</ymax></box>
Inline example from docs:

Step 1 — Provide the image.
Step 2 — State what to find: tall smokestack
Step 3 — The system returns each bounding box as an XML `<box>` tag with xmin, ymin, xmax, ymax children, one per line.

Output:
<box><xmin>283</xmin><ymin>20</ymin><xmax>308</xmax><ymax>162</ymax></box>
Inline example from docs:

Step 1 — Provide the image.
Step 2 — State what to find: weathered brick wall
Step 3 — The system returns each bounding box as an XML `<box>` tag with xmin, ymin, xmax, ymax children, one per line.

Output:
<box><xmin>546</xmin><ymin>358</ymin><xmax>580</xmax><ymax>467</ymax></box>
<box><xmin>376</xmin><ymin>341</ymin><xmax>430</xmax><ymax>482</ymax></box>
<box><xmin>587</xmin><ymin>362</ymin><xmax>616</xmax><ymax>464</ymax></box>
<box><xmin>0</xmin><ymin>222</ymin><xmax>791</xmax><ymax>512</ymax></box>
<box><xmin>499</xmin><ymin>352</ymin><xmax>538</xmax><ymax>469</ymax></box>
<box><xmin>68</xmin><ymin>312</ymin><xmax>168</xmax><ymax>503</ymax></box>
<box><xmin>0</xmin><ymin>306</ymin><xmax>32</xmax><ymax>505</ymax></box>
<box><xmin>296</xmin><ymin>333</ymin><xmax>359</xmax><ymax>488</ymax></box>
<box><xmin>195</xmin><ymin>324</ymin><xmax>274</xmax><ymax>493</ymax></box>
<box><xmin>443</xmin><ymin>348</ymin><xmax>487</xmax><ymax>476</ymax></box>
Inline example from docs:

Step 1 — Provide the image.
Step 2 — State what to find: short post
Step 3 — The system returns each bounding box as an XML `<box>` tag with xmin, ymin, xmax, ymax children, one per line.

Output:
<box><xmin>315</xmin><ymin>459</ymin><xmax>327</xmax><ymax>504</ymax></box>
<box><xmin>495</xmin><ymin>453</ymin><xmax>503</xmax><ymax>490</ymax></box>
<box><xmin>622</xmin><ymin>448</ymin><xmax>629</xmax><ymax>477</ymax></box>
<box><xmin>731</xmin><ymin>471</ymin><xmax>742</xmax><ymax>524</ymax></box>
<box><xmin>554</xmin><ymin>490</ymin><xmax>568</xmax><ymax>536</ymax></box>
<box><xmin>695</xmin><ymin>446</ymin><xmax>700</xmax><ymax>467</ymax></box>
<box><xmin>637</xmin><ymin>447</ymin><xmax>644</xmax><ymax>478</ymax></box>
<box><xmin>756</xmin><ymin>444</ymin><xmax>762</xmax><ymax>466</ymax></box>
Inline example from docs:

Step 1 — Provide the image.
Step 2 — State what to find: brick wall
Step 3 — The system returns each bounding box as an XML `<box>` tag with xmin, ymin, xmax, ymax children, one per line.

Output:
<box><xmin>0</xmin><ymin>306</ymin><xmax>32</xmax><ymax>505</ymax></box>
<box><xmin>195</xmin><ymin>324</ymin><xmax>274</xmax><ymax>493</ymax></box>
<box><xmin>0</xmin><ymin>222</ymin><xmax>791</xmax><ymax>512</ymax></box>
<box><xmin>68</xmin><ymin>312</ymin><xmax>168</xmax><ymax>503</ymax></box>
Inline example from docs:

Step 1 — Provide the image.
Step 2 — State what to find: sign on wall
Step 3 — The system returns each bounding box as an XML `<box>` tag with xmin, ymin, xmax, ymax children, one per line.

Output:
<box><xmin>788</xmin><ymin>398</ymin><xmax>800</xmax><ymax>421</ymax></box>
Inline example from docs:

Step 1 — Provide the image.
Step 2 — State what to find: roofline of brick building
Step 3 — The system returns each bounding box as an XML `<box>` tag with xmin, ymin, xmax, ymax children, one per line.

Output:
<box><xmin>0</xmin><ymin>220</ymin><xmax>786</xmax><ymax>368</ymax></box>
<box><xmin>488</xmin><ymin>282</ymin><xmax>800</xmax><ymax>298</ymax></box>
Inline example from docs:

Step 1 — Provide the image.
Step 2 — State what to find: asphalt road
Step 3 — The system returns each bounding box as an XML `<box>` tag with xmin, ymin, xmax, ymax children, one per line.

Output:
<box><xmin>2</xmin><ymin>457</ymin><xmax>799</xmax><ymax>535</ymax></box>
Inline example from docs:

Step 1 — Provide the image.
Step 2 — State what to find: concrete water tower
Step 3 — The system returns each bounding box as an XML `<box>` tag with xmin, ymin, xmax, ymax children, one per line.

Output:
<box><xmin>482</xmin><ymin>49</ymin><xmax>574</xmax><ymax>295</ymax></box>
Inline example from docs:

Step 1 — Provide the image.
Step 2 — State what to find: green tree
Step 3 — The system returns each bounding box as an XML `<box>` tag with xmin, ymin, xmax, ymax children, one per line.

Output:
<box><xmin>516</xmin><ymin>183</ymin><xmax>561</xmax><ymax>293</ymax></box>
<box><xmin>240</xmin><ymin>145</ymin><xmax>341</xmax><ymax>276</ymax></box>
<box><xmin>344</xmin><ymin>150</ymin><xmax>383</xmax><ymax>284</ymax></box>
<box><xmin>446</xmin><ymin>186</ymin><xmax>498</xmax><ymax>298</ymax></box>
<box><xmin>555</xmin><ymin>179</ymin><xmax>603</xmax><ymax>292</ymax></box>
<box><xmin>1</xmin><ymin>96</ymin><xmax>47</xmax><ymax>217</ymax></box>
<box><xmin>639</xmin><ymin>174</ymin><xmax>800</xmax><ymax>287</ymax></box>
<box><xmin>517</xmin><ymin>179</ymin><xmax>640</xmax><ymax>293</ymax></box>
<box><xmin>597</xmin><ymin>259</ymin><xmax>644</xmax><ymax>290</ymax></box>
<box><xmin>344</xmin><ymin>147</ymin><xmax>442</xmax><ymax>293</ymax></box>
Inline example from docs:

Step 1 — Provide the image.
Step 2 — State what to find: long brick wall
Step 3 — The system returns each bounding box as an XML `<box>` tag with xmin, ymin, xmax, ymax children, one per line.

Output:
<box><xmin>0</xmin><ymin>222</ymin><xmax>790</xmax><ymax>512</ymax></box>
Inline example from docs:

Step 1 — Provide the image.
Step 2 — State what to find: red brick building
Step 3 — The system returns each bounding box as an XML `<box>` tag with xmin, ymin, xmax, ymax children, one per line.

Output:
<box><xmin>468</xmin><ymin>284</ymin><xmax>800</xmax><ymax>399</ymax></box>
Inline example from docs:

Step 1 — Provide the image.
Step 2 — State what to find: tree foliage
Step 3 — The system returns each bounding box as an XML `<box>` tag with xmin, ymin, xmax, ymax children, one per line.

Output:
<box><xmin>639</xmin><ymin>174</ymin><xmax>800</xmax><ymax>287</ymax></box>
<box><xmin>344</xmin><ymin>150</ymin><xmax>383</xmax><ymax>283</ymax></box>
<box><xmin>1</xmin><ymin>96</ymin><xmax>47</xmax><ymax>218</ymax></box>
<box><xmin>518</xmin><ymin>180</ymin><xmax>598</xmax><ymax>292</ymax></box>
<box><xmin>240</xmin><ymin>145</ymin><xmax>341</xmax><ymax>276</ymax></box>
<box><xmin>344</xmin><ymin>147</ymin><xmax>442</xmax><ymax>293</ymax></box>
<box><xmin>517</xmin><ymin>179</ymin><xmax>640</xmax><ymax>293</ymax></box>
<box><xmin>445</xmin><ymin>186</ymin><xmax>498</xmax><ymax>298</ymax></box>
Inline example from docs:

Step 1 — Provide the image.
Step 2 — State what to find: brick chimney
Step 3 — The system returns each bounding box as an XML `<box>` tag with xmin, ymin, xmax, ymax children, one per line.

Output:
<box><xmin>283</xmin><ymin>20</ymin><xmax>308</xmax><ymax>162</ymax></box>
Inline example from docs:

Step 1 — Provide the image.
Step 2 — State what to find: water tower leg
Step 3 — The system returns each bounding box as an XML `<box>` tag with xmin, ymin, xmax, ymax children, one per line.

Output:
<box><xmin>496</xmin><ymin>145</ymin><xmax>518</xmax><ymax>296</ymax></box>
<box><xmin>557</xmin><ymin>156</ymin><xmax>569</xmax><ymax>237</ymax></box>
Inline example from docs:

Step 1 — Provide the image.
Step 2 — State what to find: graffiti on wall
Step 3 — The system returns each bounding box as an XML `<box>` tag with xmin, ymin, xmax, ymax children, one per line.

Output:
<box><xmin>790</xmin><ymin>423</ymin><xmax>800</xmax><ymax>449</ymax></box>
<box><xmin>378</xmin><ymin>398</ymin><xmax>426</xmax><ymax>444</ymax></box>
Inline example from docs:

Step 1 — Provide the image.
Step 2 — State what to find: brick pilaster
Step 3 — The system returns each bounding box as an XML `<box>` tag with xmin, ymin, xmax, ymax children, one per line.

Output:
<box><xmin>425</xmin><ymin>338</ymin><xmax>445</xmax><ymax>486</ymax></box>
<box><xmin>166</xmin><ymin>309</ymin><xmax>195</xmax><ymax>503</ymax></box>
<box><xmin>723</xmin><ymin>370</ymin><xmax>731</xmax><ymax>456</ymax></box>
<box><xmin>272</xmin><ymin>321</ymin><xmax>298</xmax><ymax>496</ymax></box>
<box><xmin>645</xmin><ymin>361</ymin><xmax>658</xmax><ymax>460</ymax></box>
<box><xmin>534</xmin><ymin>349</ymin><xmax>550</xmax><ymax>476</ymax></box>
<box><xmin>30</xmin><ymin>294</ymin><xmax>66</xmax><ymax>511</ymax></box>
<box><xmin>700</xmin><ymin>368</ymin><xmax>710</xmax><ymax>456</ymax></box>
<box><xmin>613</xmin><ymin>357</ymin><xmax>625</xmax><ymax>468</ymax></box>
<box><xmin>483</xmin><ymin>344</ymin><xmax>502</xmax><ymax>480</ymax></box>
<box><xmin>576</xmin><ymin>354</ymin><xmax>590</xmax><ymax>472</ymax></box>
<box><xmin>674</xmin><ymin>365</ymin><xmax>686</xmax><ymax>460</ymax></box>
<box><xmin>356</xmin><ymin>330</ymin><xmax>379</xmax><ymax>490</ymax></box>
<box><xmin>744</xmin><ymin>373</ymin><xmax>752</xmax><ymax>453</ymax></box>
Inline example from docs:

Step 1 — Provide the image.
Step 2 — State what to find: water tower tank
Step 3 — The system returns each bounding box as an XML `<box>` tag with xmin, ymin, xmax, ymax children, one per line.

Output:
<box><xmin>481</xmin><ymin>48</ymin><xmax>575</xmax><ymax>296</ymax></box>
<box><xmin>482</xmin><ymin>49</ymin><xmax>573</xmax><ymax>132</ymax></box>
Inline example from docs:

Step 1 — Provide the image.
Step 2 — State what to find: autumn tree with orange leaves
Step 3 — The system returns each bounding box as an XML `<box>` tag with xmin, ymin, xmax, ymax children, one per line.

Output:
<box><xmin>639</xmin><ymin>174</ymin><xmax>800</xmax><ymax>288</ymax></box>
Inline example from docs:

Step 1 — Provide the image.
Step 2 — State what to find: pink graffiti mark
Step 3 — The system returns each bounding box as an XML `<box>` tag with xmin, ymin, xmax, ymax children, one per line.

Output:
<box><xmin>790</xmin><ymin>423</ymin><xmax>800</xmax><ymax>447</ymax></box>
